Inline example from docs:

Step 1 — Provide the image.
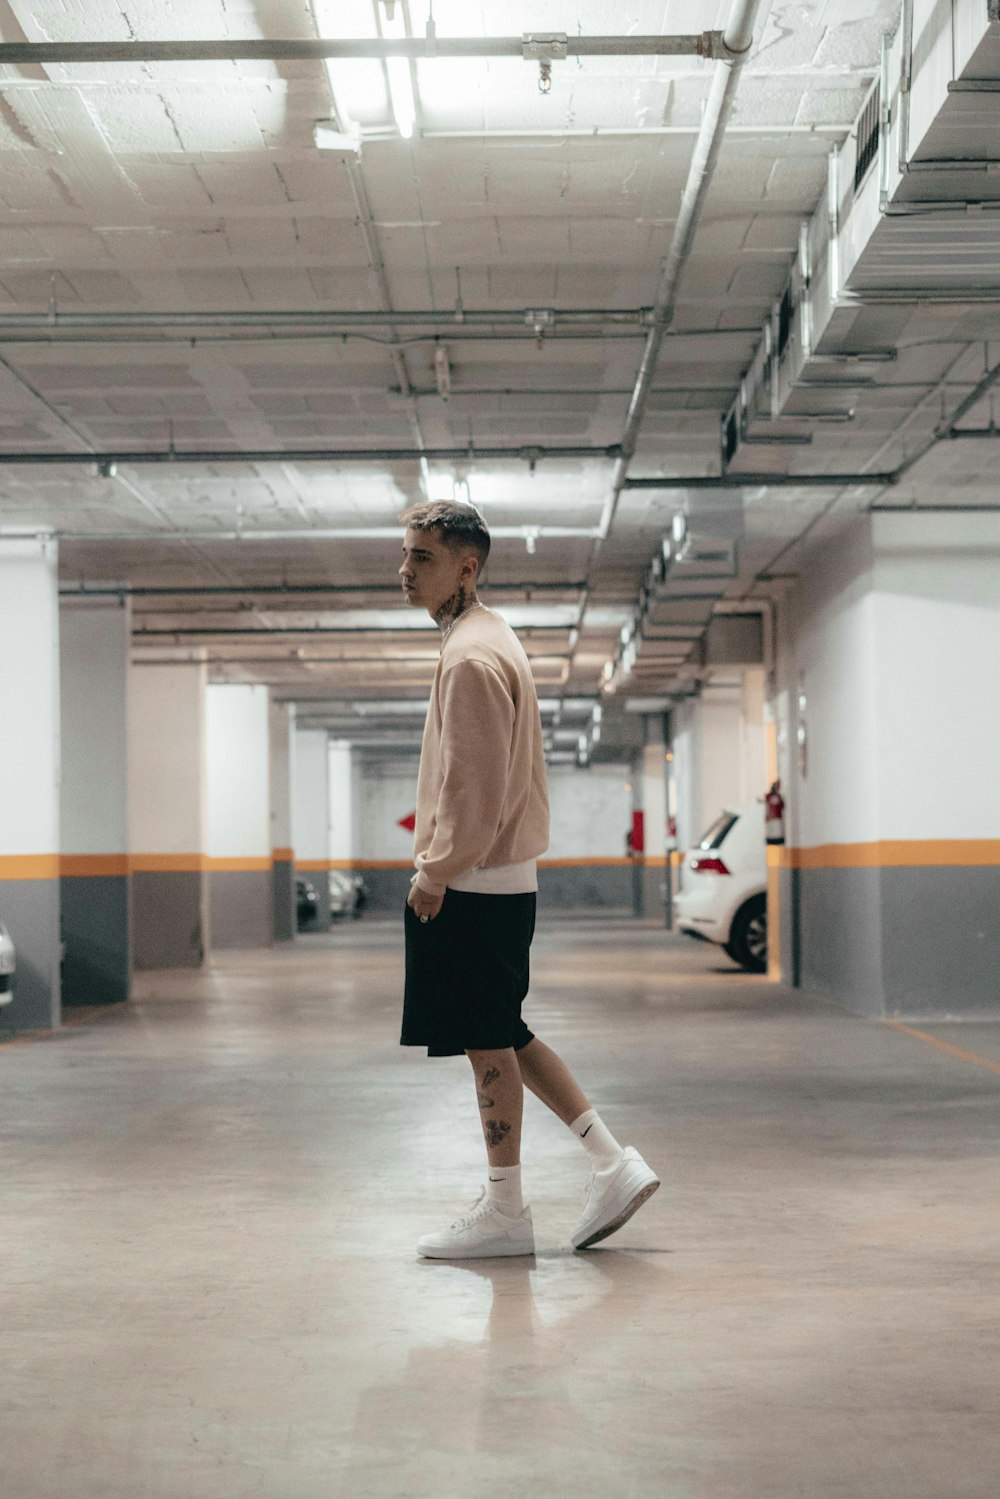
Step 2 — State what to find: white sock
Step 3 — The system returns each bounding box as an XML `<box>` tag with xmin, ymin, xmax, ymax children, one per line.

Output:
<box><xmin>486</xmin><ymin>1163</ymin><xmax>523</xmax><ymax>1217</ymax></box>
<box><xmin>570</xmin><ymin>1109</ymin><xmax>625</xmax><ymax>1171</ymax></box>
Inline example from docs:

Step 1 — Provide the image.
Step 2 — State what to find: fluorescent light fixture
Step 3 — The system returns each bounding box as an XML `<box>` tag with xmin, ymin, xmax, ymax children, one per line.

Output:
<box><xmin>380</xmin><ymin>4</ymin><xmax>417</xmax><ymax>139</ymax></box>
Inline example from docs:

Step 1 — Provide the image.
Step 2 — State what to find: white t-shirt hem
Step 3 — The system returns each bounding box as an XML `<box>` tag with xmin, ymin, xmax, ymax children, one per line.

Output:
<box><xmin>445</xmin><ymin>857</ymin><xmax>539</xmax><ymax>895</ymax></box>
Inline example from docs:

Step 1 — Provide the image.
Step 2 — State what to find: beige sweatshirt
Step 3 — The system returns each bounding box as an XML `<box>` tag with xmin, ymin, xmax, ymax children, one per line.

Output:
<box><xmin>413</xmin><ymin>606</ymin><xmax>550</xmax><ymax>896</ymax></box>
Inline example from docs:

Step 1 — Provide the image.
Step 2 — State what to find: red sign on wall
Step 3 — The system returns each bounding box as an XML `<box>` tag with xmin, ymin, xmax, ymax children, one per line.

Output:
<box><xmin>398</xmin><ymin>811</ymin><xmax>416</xmax><ymax>833</ymax></box>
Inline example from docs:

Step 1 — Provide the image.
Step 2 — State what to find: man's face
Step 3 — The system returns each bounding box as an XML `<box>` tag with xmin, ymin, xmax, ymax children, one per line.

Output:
<box><xmin>399</xmin><ymin>526</ymin><xmax>475</xmax><ymax>616</ymax></box>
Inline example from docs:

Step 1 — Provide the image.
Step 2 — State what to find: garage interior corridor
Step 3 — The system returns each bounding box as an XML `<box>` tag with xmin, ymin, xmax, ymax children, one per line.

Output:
<box><xmin>4</xmin><ymin>915</ymin><xmax>999</xmax><ymax>1499</ymax></box>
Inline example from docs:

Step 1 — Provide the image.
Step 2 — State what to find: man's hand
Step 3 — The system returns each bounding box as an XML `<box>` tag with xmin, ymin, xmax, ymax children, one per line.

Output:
<box><xmin>407</xmin><ymin>883</ymin><xmax>445</xmax><ymax>923</ymax></box>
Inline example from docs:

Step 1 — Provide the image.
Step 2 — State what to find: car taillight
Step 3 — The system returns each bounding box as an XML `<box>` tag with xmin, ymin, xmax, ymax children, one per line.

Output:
<box><xmin>690</xmin><ymin>855</ymin><xmax>730</xmax><ymax>875</ymax></box>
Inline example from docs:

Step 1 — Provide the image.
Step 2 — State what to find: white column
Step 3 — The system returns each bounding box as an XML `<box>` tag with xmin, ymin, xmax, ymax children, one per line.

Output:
<box><xmin>129</xmin><ymin>662</ymin><xmax>207</xmax><ymax>969</ymax></box>
<box><xmin>639</xmin><ymin>717</ymin><xmax>667</xmax><ymax>917</ymax></box>
<box><xmin>328</xmin><ymin>739</ymin><xmax>355</xmax><ymax>868</ymax></box>
<box><xmin>772</xmin><ymin>511</ymin><xmax>1000</xmax><ymax>1016</ymax></box>
<box><xmin>0</xmin><ymin>534</ymin><xmax>61</xmax><ymax>1032</ymax></box>
<box><xmin>206</xmin><ymin>684</ymin><xmax>272</xmax><ymax>950</ymax></box>
<box><xmin>60</xmin><ymin>596</ymin><xmax>132</xmax><ymax>1004</ymax></box>
<box><xmin>269</xmin><ymin>700</ymin><xmax>296</xmax><ymax>941</ymax></box>
<box><xmin>294</xmin><ymin>729</ymin><xmax>331</xmax><ymax>930</ymax></box>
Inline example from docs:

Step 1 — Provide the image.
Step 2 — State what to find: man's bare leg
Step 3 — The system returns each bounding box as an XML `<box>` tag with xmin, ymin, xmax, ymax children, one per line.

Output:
<box><xmin>466</xmin><ymin>1046</ymin><xmax>523</xmax><ymax>1166</ymax></box>
<box><xmin>515</xmin><ymin>1037</ymin><xmax>591</xmax><ymax>1126</ymax></box>
<box><xmin>415</xmin><ymin>1047</ymin><xmax>533</xmax><ymax>1256</ymax></box>
<box><xmin>514</xmin><ymin>1038</ymin><xmax>660</xmax><ymax>1251</ymax></box>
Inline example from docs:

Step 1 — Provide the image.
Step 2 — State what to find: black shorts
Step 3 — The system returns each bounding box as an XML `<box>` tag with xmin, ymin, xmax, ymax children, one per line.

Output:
<box><xmin>401</xmin><ymin>888</ymin><xmax>537</xmax><ymax>1058</ymax></box>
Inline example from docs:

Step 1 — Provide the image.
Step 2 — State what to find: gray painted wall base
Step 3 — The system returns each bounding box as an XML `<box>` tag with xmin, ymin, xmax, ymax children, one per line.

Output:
<box><xmin>273</xmin><ymin>859</ymin><xmax>295</xmax><ymax>942</ymax></box>
<box><xmin>209</xmin><ymin>870</ymin><xmax>273</xmax><ymax>950</ymax></box>
<box><xmin>795</xmin><ymin>865</ymin><xmax>1000</xmax><ymax>1019</ymax></box>
<box><xmin>61</xmin><ymin>875</ymin><xmax>130</xmax><ymax>1004</ymax></box>
<box><xmin>133</xmin><ymin>871</ymin><xmax>205</xmax><ymax>970</ymax></box>
<box><xmin>0</xmin><ymin>878</ymin><xmax>60</xmax><ymax>1033</ymax></box>
<box><xmin>540</xmin><ymin>865</ymin><xmax>634</xmax><ymax>910</ymax></box>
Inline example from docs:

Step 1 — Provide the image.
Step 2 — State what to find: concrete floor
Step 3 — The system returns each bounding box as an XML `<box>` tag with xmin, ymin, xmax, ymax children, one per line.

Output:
<box><xmin>3</xmin><ymin>915</ymin><xmax>1000</xmax><ymax>1499</ymax></box>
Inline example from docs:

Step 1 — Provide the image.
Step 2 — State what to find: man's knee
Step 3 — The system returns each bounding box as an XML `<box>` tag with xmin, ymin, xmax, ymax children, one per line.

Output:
<box><xmin>465</xmin><ymin>1046</ymin><xmax>514</xmax><ymax>1067</ymax></box>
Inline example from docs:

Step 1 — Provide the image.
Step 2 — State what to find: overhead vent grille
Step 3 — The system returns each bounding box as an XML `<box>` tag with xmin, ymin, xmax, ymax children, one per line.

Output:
<box><xmin>853</xmin><ymin>78</ymin><xmax>881</xmax><ymax>195</ymax></box>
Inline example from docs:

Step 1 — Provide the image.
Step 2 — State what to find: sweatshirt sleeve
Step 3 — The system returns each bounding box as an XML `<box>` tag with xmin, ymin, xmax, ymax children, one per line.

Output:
<box><xmin>413</xmin><ymin>658</ymin><xmax>515</xmax><ymax>895</ymax></box>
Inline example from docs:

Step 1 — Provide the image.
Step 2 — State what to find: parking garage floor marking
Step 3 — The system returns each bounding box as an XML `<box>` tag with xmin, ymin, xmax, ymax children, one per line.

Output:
<box><xmin>886</xmin><ymin>1020</ymin><xmax>1000</xmax><ymax>1079</ymax></box>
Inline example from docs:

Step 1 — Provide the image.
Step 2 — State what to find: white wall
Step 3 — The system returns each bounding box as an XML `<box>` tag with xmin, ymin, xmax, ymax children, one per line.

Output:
<box><xmin>774</xmin><ymin>511</ymin><xmax>1000</xmax><ymax>848</ymax></box>
<box><xmin>0</xmin><ymin>535</ymin><xmax>60</xmax><ymax>860</ymax></box>
<box><xmin>544</xmin><ymin>763</ymin><xmax>632</xmax><ymax>859</ymax></box>
<box><xmin>129</xmin><ymin>663</ymin><xmax>207</xmax><ymax>857</ymax></box>
<box><xmin>328</xmin><ymin>740</ymin><xmax>355</xmax><ymax>863</ymax></box>
<box><xmin>871</xmin><ymin>512</ymin><xmax>1000</xmax><ymax>841</ymax></box>
<box><xmin>60</xmin><ymin>598</ymin><xmax>130</xmax><ymax>855</ymax></box>
<box><xmin>205</xmin><ymin>684</ymin><xmax>270</xmax><ymax>860</ymax></box>
<box><xmin>357</xmin><ymin>759</ymin><xmax>419</xmax><ymax>862</ymax></box>
<box><xmin>354</xmin><ymin>758</ymin><xmax>632</xmax><ymax>864</ymax></box>
<box><xmin>671</xmin><ymin>676</ymin><xmax>763</xmax><ymax>854</ymax></box>
<box><xmin>293</xmin><ymin>729</ymin><xmax>330</xmax><ymax>864</ymax></box>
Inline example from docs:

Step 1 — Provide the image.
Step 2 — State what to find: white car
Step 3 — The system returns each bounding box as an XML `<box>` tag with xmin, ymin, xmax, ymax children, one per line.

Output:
<box><xmin>0</xmin><ymin>919</ymin><xmax>15</xmax><ymax>1006</ymax></box>
<box><xmin>329</xmin><ymin>871</ymin><xmax>367</xmax><ymax>919</ymax></box>
<box><xmin>674</xmin><ymin>803</ymin><xmax>768</xmax><ymax>971</ymax></box>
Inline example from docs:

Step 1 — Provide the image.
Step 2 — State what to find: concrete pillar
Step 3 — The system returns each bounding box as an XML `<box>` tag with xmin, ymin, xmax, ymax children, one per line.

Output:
<box><xmin>293</xmin><ymin>729</ymin><xmax>331</xmax><ymax>931</ymax></box>
<box><xmin>328</xmin><ymin>740</ymin><xmax>355</xmax><ymax>871</ymax></box>
<box><xmin>206</xmin><ymin>684</ymin><xmax>272</xmax><ymax>950</ymax></box>
<box><xmin>269</xmin><ymin>701</ymin><xmax>296</xmax><ymax>942</ymax></box>
<box><xmin>639</xmin><ymin>717</ymin><xmax>667</xmax><ymax>919</ymax></box>
<box><xmin>129</xmin><ymin>663</ymin><xmax>207</xmax><ymax>969</ymax></box>
<box><xmin>772</xmin><ymin>511</ymin><xmax>1000</xmax><ymax>1017</ymax></box>
<box><xmin>0</xmin><ymin>534</ymin><xmax>61</xmax><ymax>1033</ymax></box>
<box><xmin>59</xmin><ymin>596</ymin><xmax>131</xmax><ymax>1005</ymax></box>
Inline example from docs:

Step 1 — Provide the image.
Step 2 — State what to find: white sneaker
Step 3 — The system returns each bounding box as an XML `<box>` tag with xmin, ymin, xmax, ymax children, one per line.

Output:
<box><xmin>570</xmin><ymin>1146</ymin><xmax>660</xmax><ymax>1250</ymax></box>
<box><xmin>417</xmin><ymin>1189</ymin><xmax>535</xmax><ymax>1260</ymax></box>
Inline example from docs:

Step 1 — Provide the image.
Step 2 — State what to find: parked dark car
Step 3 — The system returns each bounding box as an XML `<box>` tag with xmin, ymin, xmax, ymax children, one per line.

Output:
<box><xmin>296</xmin><ymin>878</ymin><xmax>320</xmax><ymax>930</ymax></box>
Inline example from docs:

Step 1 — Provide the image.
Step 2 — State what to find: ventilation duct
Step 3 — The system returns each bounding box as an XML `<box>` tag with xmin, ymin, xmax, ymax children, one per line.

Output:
<box><xmin>721</xmin><ymin>0</ymin><xmax>1000</xmax><ymax>474</ymax></box>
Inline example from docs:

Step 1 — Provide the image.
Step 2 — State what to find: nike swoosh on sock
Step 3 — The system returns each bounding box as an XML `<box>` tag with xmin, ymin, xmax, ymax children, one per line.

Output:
<box><xmin>580</xmin><ymin>1123</ymin><xmax>594</xmax><ymax>1138</ymax></box>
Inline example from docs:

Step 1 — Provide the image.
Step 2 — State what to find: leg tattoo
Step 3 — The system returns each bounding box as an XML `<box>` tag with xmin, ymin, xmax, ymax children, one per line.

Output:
<box><xmin>477</xmin><ymin>1065</ymin><xmax>501</xmax><ymax>1110</ymax></box>
<box><xmin>485</xmin><ymin>1119</ymin><xmax>511</xmax><ymax>1148</ymax></box>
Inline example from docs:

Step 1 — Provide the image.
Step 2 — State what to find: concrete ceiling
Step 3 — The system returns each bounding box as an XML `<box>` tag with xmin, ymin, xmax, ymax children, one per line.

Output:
<box><xmin>0</xmin><ymin>0</ymin><xmax>995</xmax><ymax>752</ymax></box>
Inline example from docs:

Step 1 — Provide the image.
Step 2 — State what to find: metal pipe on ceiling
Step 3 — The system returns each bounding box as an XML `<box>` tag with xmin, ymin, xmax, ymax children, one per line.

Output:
<box><xmin>131</xmin><ymin>624</ymin><xmax>572</xmax><ymax>636</ymax></box>
<box><xmin>595</xmin><ymin>0</ymin><xmax>767</xmax><ymax>550</ymax></box>
<box><xmin>59</xmin><ymin>581</ymin><xmax>585</xmax><ymax>598</ymax></box>
<box><xmin>623</xmin><ymin>471</ymin><xmax>897</xmax><ymax>488</ymax></box>
<box><xmin>0</xmin><ymin>443</ymin><xmax>620</xmax><ymax>466</ymax></box>
<box><xmin>0</xmin><ymin>34</ymin><xmax>724</xmax><ymax>66</ymax></box>
<box><xmin>0</xmin><ymin>308</ymin><xmax>654</xmax><ymax>330</ymax></box>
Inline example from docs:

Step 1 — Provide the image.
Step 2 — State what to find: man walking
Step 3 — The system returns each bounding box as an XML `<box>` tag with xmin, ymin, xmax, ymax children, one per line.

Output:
<box><xmin>399</xmin><ymin>499</ymin><xmax>659</xmax><ymax>1258</ymax></box>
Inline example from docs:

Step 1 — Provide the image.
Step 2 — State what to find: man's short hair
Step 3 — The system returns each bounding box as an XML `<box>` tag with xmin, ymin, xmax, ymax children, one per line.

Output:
<box><xmin>399</xmin><ymin>499</ymin><xmax>491</xmax><ymax>574</ymax></box>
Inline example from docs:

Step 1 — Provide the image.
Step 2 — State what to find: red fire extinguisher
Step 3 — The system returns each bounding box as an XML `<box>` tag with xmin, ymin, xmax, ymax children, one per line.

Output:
<box><xmin>765</xmin><ymin>780</ymin><xmax>785</xmax><ymax>845</ymax></box>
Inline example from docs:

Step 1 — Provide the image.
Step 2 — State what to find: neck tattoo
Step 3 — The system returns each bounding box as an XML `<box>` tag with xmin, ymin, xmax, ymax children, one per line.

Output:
<box><xmin>439</xmin><ymin>598</ymin><xmax>483</xmax><ymax>644</ymax></box>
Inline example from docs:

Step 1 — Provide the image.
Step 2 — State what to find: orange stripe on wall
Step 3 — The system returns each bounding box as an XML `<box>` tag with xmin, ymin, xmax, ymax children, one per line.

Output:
<box><xmin>0</xmin><ymin>854</ymin><xmax>60</xmax><ymax>881</ymax></box>
<box><xmin>769</xmin><ymin>839</ymin><xmax>1000</xmax><ymax>870</ymax></box>
<box><xmin>205</xmin><ymin>857</ymin><xmax>272</xmax><ymax>874</ymax></box>
<box><xmin>61</xmin><ymin>855</ymin><xmax>130</xmax><ymax>877</ymax></box>
<box><xmin>130</xmin><ymin>854</ymin><xmax>206</xmax><ymax>874</ymax></box>
<box><xmin>272</xmin><ymin>847</ymin><xmax>294</xmax><ymax>862</ymax></box>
